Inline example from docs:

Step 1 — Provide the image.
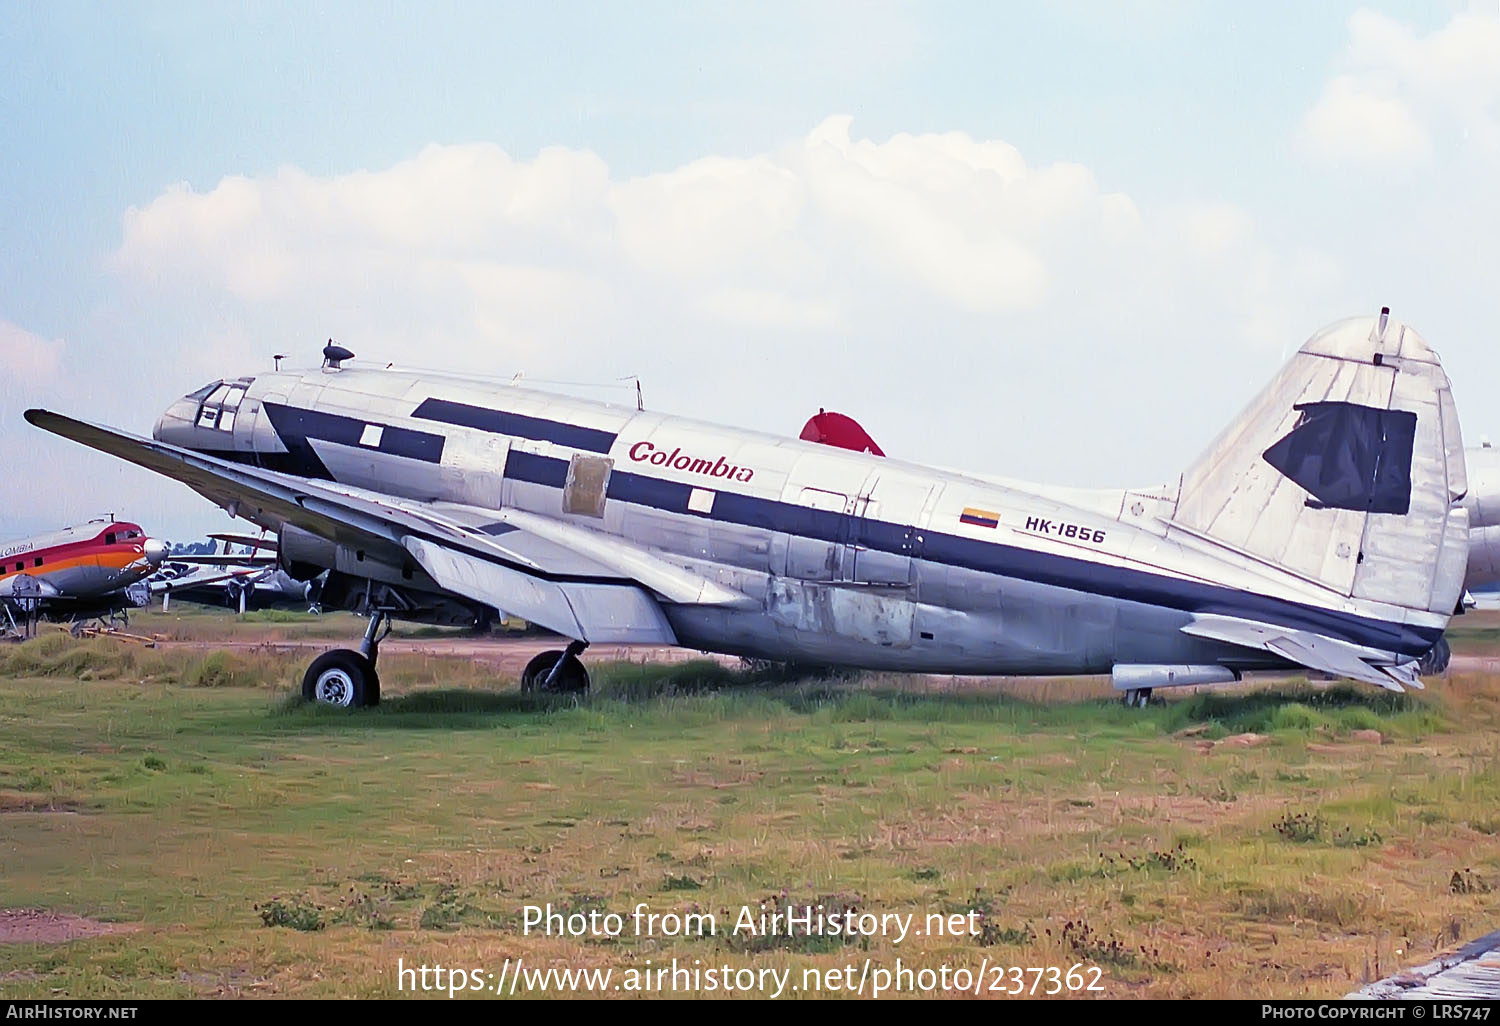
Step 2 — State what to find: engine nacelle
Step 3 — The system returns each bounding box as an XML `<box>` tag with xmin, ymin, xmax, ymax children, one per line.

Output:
<box><xmin>1468</xmin><ymin>524</ymin><xmax>1500</xmax><ymax>590</ymax></box>
<box><xmin>1466</xmin><ymin>445</ymin><xmax>1500</xmax><ymax>530</ymax></box>
<box><xmin>278</xmin><ymin>525</ymin><xmax>339</xmax><ymax>582</ymax></box>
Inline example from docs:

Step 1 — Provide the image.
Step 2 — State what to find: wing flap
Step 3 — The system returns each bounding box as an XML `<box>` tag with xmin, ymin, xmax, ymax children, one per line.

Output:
<box><xmin>402</xmin><ymin>536</ymin><xmax>677</xmax><ymax>644</ymax></box>
<box><xmin>486</xmin><ymin>507</ymin><xmax>755</xmax><ymax>608</ymax></box>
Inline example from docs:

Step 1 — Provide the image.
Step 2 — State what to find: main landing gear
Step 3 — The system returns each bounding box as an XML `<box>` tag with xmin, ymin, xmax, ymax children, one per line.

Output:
<box><xmin>1122</xmin><ymin>687</ymin><xmax>1153</xmax><ymax>709</ymax></box>
<box><xmin>302</xmin><ymin>609</ymin><xmax>391</xmax><ymax>708</ymax></box>
<box><xmin>520</xmin><ymin>639</ymin><xmax>591</xmax><ymax>694</ymax></box>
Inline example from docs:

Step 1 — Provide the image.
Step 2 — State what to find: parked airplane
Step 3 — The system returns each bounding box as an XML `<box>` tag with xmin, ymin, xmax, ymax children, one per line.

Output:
<box><xmin>1462</xmin><ymin>442</ymin><xmax>1500</xmax><ymax>590</ymax></box>
<box><xmin>151</xmin><ymin>533</ymin><xmax>324</xmax><ymax>614</ymax></box>
<box><xmin>26</xmin><ymin>311</ymin><xmax>1468</xmax><ymax>708</ymax></box>
<box><xmin>0</xmin><ymin>517</ymin><xmax>169</xmax><ymax>627</ymax></box>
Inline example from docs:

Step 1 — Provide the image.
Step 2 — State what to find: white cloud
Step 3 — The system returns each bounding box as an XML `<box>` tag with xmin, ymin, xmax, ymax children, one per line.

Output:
<box><xmin>101</xmin><ymin>116</ymin><xmax>1324</xmax><ymax>510</ymax></box>
<box><xmin>0</xmin><ymin>318</ymin><xmax>64</xmax><ymax>385</ymax></box>
<box><xmin>1300</xmin><ymin>74</ymin><xmax>1431</xmax><ymax>164</ymax></box>
<box><xmin>1300</xmin><ymin>5</ymin><xmax>1500</xmax><ymax>165</ymax></box>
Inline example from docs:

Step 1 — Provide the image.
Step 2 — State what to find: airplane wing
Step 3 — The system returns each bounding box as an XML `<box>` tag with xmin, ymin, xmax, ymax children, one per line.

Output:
<box><xmin>25</xmin><ymin>410</ymin><xmax>751</xmax><ymax>644</ymax></box>
<box><xmin>207</xmin><ymin>532</ymin><xmax>279</xmax><ymax>551</ymax></box>
<box><xmin>149</xmin><ymin>566</ymin><xmax>262</xmax><ymax>594</ymax></box>
<box><xmin>1181</xmin><ymin>612</ymin><xmax>1423</xmax><ymax>692</ymax></box>
<box><xmin>166</xmin><ymin>554</ymin><xmax>280</xmax><ymax>567</ymax></box>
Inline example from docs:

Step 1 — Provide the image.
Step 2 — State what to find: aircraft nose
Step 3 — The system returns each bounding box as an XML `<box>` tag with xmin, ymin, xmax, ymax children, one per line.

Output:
<box><xmin>153</xmin><ymin>404</ymin><xmax>193</xmax><ymax>445</ymax></box>
<box><xmin>143</xmin><ymin>538</ymin><xmax>169</xmax><ymax>568</ymax></box>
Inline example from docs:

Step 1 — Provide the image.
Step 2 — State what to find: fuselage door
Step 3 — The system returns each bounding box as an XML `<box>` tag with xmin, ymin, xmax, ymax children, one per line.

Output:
<box><xmin>234</xmin><ymin>386</ymin><xmax>271</xmax><ymax>459</ymax></box>
<box><xmin>784</xmin><ymin>487</ymin><xmax>853</xmax><ymax>581</ymax></box>
<box><xmin>244</xmin><ymin>388</ymin><xmax>288</xmax><ymax>470</ymax></box>
<box><xmin>850</xmin><ymin>472</ymin><xmax>941</xmax><ymax>587</ymax></box>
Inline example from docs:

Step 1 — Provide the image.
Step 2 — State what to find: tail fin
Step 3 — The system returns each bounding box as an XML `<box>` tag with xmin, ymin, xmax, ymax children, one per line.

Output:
<box><xmin>1174</xmin><ymin>311</ymin><xmax>1468</xmax><ymax>617</ymax></box>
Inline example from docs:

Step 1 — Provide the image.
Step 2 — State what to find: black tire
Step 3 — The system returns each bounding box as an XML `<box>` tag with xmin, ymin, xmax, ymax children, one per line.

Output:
<box><xmin>1417</xmin><ymin>635</ymin><xmax>1451</xmax><ymax>676</ymax></box>
<box><xmin>302</xmin><ymin>649</ymin><xmax>377</xmax><ymax>708</ymax></box>
<box><xmin>520</xmin><ymin>649</ymin><xmax>590</xmax><ymax>694</ymax></box>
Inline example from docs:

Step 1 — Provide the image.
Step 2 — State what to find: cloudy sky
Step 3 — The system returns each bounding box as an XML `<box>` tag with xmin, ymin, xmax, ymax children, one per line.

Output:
<box><xmin>2</xmin><ymin>1</ymin><xmax>1497</xmax><ymax>540</ymax></box>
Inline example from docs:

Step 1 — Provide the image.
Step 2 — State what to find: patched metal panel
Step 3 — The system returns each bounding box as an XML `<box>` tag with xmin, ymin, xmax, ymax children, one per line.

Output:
<box><xmin>562</xmin><ymin>454</ymin><xmax>613</xmax><ymax>518</ymax></box>
<box><xmin>439</xmin><ymin>429</ymin><xmax>508</xmax><ymax>511</ymax></box>
<box><xmin>766</xmin><ymin>579</ymin><xmax>916</xmax><ymax>648</ymax></box>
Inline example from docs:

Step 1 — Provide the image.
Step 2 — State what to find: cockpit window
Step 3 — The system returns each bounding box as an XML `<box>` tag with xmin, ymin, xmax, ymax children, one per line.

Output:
<box><xmin>194</xmin><ymin>379</ymin><xmax>251</xmax><ymax>433</ymax></box>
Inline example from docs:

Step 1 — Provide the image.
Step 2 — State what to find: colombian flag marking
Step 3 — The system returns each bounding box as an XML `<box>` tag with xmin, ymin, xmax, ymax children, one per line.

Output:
<box><xmin>959</xmin><ymin>507</ymin><xmax>1000</xmax><ymax>529</ymax></box>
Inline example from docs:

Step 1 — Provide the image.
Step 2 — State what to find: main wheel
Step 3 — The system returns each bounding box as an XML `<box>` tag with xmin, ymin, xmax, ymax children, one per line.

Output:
<box><xmin>520</xmin><ymin>650</ymin><xmax>590</xmax><ymax>694</ymax></box>
<box><xmin>302</xmin><ymin>649</ymin><xmax>379</xmax><ymax>708</ymax></box>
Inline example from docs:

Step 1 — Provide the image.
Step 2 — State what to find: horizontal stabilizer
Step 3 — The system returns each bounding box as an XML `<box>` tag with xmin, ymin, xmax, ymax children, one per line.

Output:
<box><xmin>1182</xmin><ymin>613</ymin><xmax>1422</xmax><ymax>692</ymax></box>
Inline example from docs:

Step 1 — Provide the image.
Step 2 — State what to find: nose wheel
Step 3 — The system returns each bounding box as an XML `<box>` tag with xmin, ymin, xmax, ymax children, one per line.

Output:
<box><xmin>301</xmin><ymin>610</ymin><xmax>389</xmax><ymax>708</ymax></box>
<box><xmin>1122</xmin><ymin>687</ymin><xmax>1153</xmax><ymax>708</ymax></box>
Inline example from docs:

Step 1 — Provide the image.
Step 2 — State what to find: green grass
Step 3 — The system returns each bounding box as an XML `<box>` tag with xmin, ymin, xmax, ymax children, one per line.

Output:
<box><xmin>1</xmin><ymin>635</ymin><xmax>1498</xmax><ymax>999</ymax></box>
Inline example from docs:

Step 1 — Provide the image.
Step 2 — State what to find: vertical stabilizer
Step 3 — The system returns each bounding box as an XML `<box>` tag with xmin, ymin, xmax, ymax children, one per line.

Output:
<box><xmin>1174</xmin><ymin>313</ymin><xmax>1468</xmax><ymax>618</ymax></box>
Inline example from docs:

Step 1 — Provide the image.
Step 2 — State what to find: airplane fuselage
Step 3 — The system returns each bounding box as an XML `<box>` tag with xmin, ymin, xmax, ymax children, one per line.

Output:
<box><xmin>151</xmin><ymin>366</ymin><xmax>1445</xmax><ymax>676</ymax></box>
<box><xmin>0</xmin><ymin>520</ymin><xmax>165</xmax><ymax>608</ymax></box>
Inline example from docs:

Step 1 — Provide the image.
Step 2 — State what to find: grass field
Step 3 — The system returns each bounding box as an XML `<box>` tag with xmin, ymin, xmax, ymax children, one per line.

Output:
<box><xmin>2</xmin><ymin>612</ymin><xmax>1499</xmax><ymax>999</ymax></box>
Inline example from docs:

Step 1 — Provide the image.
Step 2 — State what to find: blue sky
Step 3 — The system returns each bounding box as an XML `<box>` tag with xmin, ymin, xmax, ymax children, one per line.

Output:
<box><xmin>2</xmin><ymin>1</ymin><xmax>1496</xmax><ymax>539</ymax></box>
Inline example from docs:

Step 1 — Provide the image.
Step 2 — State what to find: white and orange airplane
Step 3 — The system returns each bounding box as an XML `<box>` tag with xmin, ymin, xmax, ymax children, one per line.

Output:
<box><xmin>0</xmin><ymin>518</ymin><xmax>169</xmax><ymax>624</ymax></box>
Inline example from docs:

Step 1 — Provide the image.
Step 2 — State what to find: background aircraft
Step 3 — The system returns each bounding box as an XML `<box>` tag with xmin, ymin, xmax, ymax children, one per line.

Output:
<box><xmin>26</xmin><ymin>312</ymin><xmax>1468</xmax><ymax>709</ymax></box>
<box><xmin>0</xmin><ymin>517</ymin><xmax>169</xmax><ymax>633</ymax></box>
<box><xmin>151</xmin><ymin>533</ymin><xmax>324</xmax><ymax>614</ymax></box>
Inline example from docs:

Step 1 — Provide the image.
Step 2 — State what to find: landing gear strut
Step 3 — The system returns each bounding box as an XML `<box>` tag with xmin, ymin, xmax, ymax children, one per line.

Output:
<box><xmin>521</xmin><ymin>640</ymin><xmax>590</xmax><ymax>694</ymax></box>
<box><xmin>301</xmin><ymin>610</ymin><xmax>389</xmax><ymax>708</ymax></box>
<box><xmin>1122</xmin><ymin>687</ymin><xmax>1153</xmax><ymax>709</ymax></box>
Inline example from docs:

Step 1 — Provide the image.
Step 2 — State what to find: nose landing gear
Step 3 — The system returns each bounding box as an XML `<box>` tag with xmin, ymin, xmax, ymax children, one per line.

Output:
<box><xmin>301</xmin><ymin>609</ymin><xmax>390</xmax><ymax>708</ymax></box>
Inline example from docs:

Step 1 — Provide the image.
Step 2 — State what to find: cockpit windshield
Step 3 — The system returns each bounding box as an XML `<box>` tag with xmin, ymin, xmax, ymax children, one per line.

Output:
<box><xmin>191</xmin><ymin>378</ymin><xmax>253</xmax><ymax>432</ymax></box>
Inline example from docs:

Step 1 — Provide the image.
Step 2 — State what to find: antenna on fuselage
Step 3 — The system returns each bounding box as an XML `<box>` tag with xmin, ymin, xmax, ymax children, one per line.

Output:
<box><xmin>617</xmin><ymin>374</ymin><xmax>644</xmax><ymax>411</ymax></box>
<box><xmin>322</xmin><ymin>340</ymin><xmax>355</xmax><ymax>370</ymax></box>
<box><xmin>273</xmin><ymin>354</ymin><xmax>286</xmax><ymax>371</ymax></box>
